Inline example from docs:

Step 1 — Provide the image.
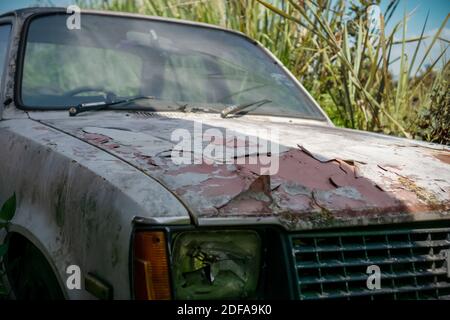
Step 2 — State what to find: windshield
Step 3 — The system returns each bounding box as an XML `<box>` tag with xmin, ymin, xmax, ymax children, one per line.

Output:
<box><xmin>20</xmin><ymin>13</ymin><xmax>325</xmax><ymax>120</ymax></box>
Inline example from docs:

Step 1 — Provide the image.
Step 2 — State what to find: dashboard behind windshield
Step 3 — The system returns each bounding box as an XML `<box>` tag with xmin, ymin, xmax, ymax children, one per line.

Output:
<box><xmin>20</xmin><ymin>13</ymin><xmax>325</xmax><ymax>120</ymax></box>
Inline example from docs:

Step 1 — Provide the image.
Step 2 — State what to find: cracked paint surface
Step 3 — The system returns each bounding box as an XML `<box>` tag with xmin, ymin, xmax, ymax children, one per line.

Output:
<box><xmin>33</xmin><ymin>111</ymin><xmax>450</xmax><ymax>229</ymax></box>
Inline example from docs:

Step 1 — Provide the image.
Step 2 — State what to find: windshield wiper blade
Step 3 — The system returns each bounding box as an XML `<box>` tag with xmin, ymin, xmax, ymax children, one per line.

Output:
<box><xmin>69</xmin><ymin>96</ymin><xmax>154</xmax><ymax>117</ymax></box>
<box><xmin>220</xmin><ymin>99</ymin><xmax>272</xmax><ymax>118</ymax></box>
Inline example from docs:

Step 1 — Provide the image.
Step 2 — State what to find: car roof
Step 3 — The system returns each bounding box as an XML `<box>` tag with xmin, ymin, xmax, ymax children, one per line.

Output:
<box><xmin>0</xmin><ymin>6</ymin><xmax>251</xmax><ymax>40</ymax></box>
<box><xmin>0</xmin><ymin>6</ymin><xmax>63</xmax><ymax>18</ymax></box>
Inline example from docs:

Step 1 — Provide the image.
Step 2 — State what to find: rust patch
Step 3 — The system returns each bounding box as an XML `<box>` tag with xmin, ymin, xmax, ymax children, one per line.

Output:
<box><xmin>247</xmin><ymin>175</ymin><xmax>271</xmax><ymax>196</ymax></box>
<box><xmin>397</xmin><ymin>176</ymin><xmax>439</xmax><ymax>206</ymax></box>
<box><xmin>434</xmin><ymin>152</ymin><xmax>450</xmax><ymax>165</ymax></box>
<box><xmin>60</xmin><ymin>124</ymin><xmax>450</xmax><ymax>224</ymax></box>
<box><xmin>83</xmin><ymin>132</ymin><xmax>111</xmax><ymax>144</ymax></box>
<box><xmin>133</xmin><ymin>152</ymin><xmax>157</xmax><ymax>167</ymax></box>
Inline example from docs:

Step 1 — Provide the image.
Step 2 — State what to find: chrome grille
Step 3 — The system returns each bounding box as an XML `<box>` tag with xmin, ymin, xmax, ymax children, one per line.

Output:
<box><xmin>290</xmin><ymin>227</ymin><xmax>450</xmax><ymax>300</ymax></box>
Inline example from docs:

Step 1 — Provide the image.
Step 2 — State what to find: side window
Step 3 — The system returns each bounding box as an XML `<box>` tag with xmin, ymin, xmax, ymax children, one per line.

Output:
<box><xmin>0</xmin><ymin>24</ymin><xmax>11</xmax><ymax>87</ymax></box>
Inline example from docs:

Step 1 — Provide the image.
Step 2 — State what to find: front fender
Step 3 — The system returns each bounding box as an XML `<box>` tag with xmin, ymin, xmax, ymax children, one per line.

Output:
<box><xmin>0</xmin><ymin>118</ymin><xmax>190</xmax><ymax>299</ymax></box>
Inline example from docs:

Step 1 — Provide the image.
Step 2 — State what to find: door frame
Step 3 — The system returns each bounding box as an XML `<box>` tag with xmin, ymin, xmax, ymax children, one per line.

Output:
<box><xmin>0</xmin><ymin>16</ymin><xmax>15</xmax><ymax>120</ymax></box>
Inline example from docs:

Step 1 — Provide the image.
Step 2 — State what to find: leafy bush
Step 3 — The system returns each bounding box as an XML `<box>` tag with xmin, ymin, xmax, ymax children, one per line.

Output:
<box><xmin>413</xmin><ymin>64</ymin><xmax>450</xmax><ymax>145</ymax></box>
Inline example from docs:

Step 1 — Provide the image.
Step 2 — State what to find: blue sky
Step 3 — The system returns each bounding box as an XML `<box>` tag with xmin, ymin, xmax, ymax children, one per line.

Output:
<box><xmin>1</xmin><ymin>0</ymin><xmax>449</xmax><ymax>76</ymax></box>
<box><xmin>379</xmin><ymin>0</ymin><xmax>449</xmax><ymax>76</ymax></box>
<box><xmin>380</xmin><ymin>0</ymin><xmax>449</xmax><ymax>35</ymax></box>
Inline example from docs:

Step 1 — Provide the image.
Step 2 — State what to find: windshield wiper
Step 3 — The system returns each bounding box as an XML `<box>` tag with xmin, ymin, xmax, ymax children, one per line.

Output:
<box><xmin>176</xmin><ymin>103</ymin><xmax>221</xmax><ymax>114</ymax></box>
<box><xmin>69</xmin><ymin>96</ymin><xmax>154</xmax><ymax>117</ymax></box>
<box><xmin>220</xmin><ymin>99</ymin><xmax>272</xmax><ymax>118</ymax></box>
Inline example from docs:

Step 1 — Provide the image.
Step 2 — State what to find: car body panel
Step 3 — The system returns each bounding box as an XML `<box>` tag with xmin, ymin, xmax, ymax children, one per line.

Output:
<box><xmin>30</xmin><ymin>110</ymin><xmax>450</xmax><ymax>231</ymax></box>
<box><xmin>0</xmin><ymin>116</ymin><xmax>189</xmax><ymax>299</ymax></box>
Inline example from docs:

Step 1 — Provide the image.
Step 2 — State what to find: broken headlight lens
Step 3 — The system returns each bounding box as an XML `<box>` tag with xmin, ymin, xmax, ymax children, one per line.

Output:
<box><xmin>172</xmin><ymin>230</ymin><xmax>261</xmax><ymax>299</ymax></box>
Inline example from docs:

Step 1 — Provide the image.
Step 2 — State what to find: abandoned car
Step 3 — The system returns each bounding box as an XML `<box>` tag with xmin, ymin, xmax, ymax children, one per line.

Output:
<box><xmin>0</xmin><ymin>7</ymin><xmax>449</xmax><ymax>300</ymax></box>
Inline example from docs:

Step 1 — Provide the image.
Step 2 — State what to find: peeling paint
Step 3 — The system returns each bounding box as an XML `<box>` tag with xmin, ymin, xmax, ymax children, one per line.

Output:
<box><xmin>434</xmin><ymin>152</ymin><xmax>450</xmax><ymax>165</ymax></box>
<box><xmin>29</xmin><ymin>111</ymin><xmax>449</xmax><ymax>230</ymax></box>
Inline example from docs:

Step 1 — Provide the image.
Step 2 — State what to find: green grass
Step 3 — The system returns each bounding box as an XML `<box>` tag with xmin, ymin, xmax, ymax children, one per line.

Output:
<box><xmin>79</xmin><ymin>0</ymin><xmax>449</xmax><ymax>144</ymax></box>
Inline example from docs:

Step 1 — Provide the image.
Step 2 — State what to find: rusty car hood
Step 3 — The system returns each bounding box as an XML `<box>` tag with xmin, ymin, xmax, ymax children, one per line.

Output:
<box><xmin>34</xmin><ymin>111</ymin><xmax>450</xmax><ymax>230</ymax></box>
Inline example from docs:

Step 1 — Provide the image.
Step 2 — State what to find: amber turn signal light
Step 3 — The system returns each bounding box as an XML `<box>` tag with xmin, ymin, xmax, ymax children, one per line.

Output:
<box><xmin>133</xmin><ymin>231</ymin><xmax>171</xmax><ymax>300</ymax></box>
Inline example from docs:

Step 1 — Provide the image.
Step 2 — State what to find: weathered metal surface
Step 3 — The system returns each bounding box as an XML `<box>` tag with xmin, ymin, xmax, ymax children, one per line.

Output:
<box><xmin>0</xmin><ymin>118</ymin><xmax>190</xmax><ymax>299</ymax></box>
<box><xmin>31</xmin><ymin>111</ymin><xmax>450</xmax><ymax>230</ymax></box>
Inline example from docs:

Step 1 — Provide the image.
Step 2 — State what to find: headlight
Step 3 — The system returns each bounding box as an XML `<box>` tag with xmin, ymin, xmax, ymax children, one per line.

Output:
<box><xmin>172</xmin><ymin>230</ymin><xmax>262</xmax><ymax>299</ymax></box>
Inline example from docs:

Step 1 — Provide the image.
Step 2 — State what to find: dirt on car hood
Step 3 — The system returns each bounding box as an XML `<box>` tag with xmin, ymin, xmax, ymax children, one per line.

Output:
<box><xmin>36</xmin><ymin>111</ymin><xmax>450</xmax><ymax>230</ymax></box>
